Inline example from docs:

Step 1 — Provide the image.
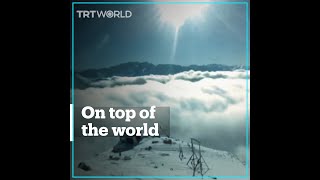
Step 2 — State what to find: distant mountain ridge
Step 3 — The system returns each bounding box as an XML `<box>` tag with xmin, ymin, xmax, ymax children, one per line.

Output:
<box><xmin>73</xmin><ymin>62</ymin><xmax>248</xmax><ymax>89</ymax></box>
<box><xmin>76</xmin><ymin>62</ymin><xmax>248</xmax><ymax>79</ymax></box>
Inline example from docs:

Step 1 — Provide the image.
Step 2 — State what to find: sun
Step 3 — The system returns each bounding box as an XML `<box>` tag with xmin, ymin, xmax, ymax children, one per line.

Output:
<box><xmin>156</xmin><ymin>1</ymin><xmax>210</xmax><ymax>31</ymax></box>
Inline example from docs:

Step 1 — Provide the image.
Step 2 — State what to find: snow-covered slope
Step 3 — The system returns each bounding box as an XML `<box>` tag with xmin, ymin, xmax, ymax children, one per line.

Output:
<box><xmin>74</xmin><ymin>137</ymin><xmax>248</xmax><ymax>179</ymax></box>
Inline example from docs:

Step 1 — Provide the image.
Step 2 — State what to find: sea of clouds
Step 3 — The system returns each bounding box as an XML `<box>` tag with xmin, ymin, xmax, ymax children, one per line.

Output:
<box><xmin>74</xmin><ymin>70</ymin><xmax>250</xmax><ymax>163</ymax></box>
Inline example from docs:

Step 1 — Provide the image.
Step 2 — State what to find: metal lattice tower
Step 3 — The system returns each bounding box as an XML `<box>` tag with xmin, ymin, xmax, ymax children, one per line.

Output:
<box><xmin>186</xmin><ymin>138</ymin><xmax>210</xmax><ymax>176</ymax></box>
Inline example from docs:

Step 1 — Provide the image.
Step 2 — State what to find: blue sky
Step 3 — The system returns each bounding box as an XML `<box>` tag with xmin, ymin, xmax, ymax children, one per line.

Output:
<box><xmin>74</xmin><ymin>2</ymin><xmax>248</xmax><ymax>71</ymax></box>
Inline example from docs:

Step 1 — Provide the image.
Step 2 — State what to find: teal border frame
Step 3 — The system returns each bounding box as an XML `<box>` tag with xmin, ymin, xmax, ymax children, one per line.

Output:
<box><xmin>71</xmin><ymin>1</ymin><xmax>249</xmax><ymax>179</ymax></box>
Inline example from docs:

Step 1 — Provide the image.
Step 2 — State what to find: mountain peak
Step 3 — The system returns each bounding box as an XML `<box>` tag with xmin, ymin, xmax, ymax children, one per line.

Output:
<box><xmin>75</xmin><ymin>137</ymin><xmax>246</xmax><ymax>177</ymax></box>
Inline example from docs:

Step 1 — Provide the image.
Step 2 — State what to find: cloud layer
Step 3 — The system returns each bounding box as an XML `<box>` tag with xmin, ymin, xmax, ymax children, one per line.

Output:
<box><xmin>74</xmin><ymin>70</ymin><xmax>250</xmax><ymax>162</ymax></box>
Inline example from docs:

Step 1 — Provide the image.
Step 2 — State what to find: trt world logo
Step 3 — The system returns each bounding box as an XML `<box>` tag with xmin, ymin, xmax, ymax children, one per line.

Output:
<box><xmin>76</xmin><ymin>10</ymin><xmax>132</xmax><ymax>18</ymax></box>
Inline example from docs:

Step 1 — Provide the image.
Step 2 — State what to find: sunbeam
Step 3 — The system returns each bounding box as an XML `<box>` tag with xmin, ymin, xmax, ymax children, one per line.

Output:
<box><xmin>170</xmin><ymin>27</ymin><xmax>179</xmax><ymax>62</ymax></box>
<box><xmin>155</xmin><ymin>2</ymin><xmax>210</xmax><ymax>62</ymax></box>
